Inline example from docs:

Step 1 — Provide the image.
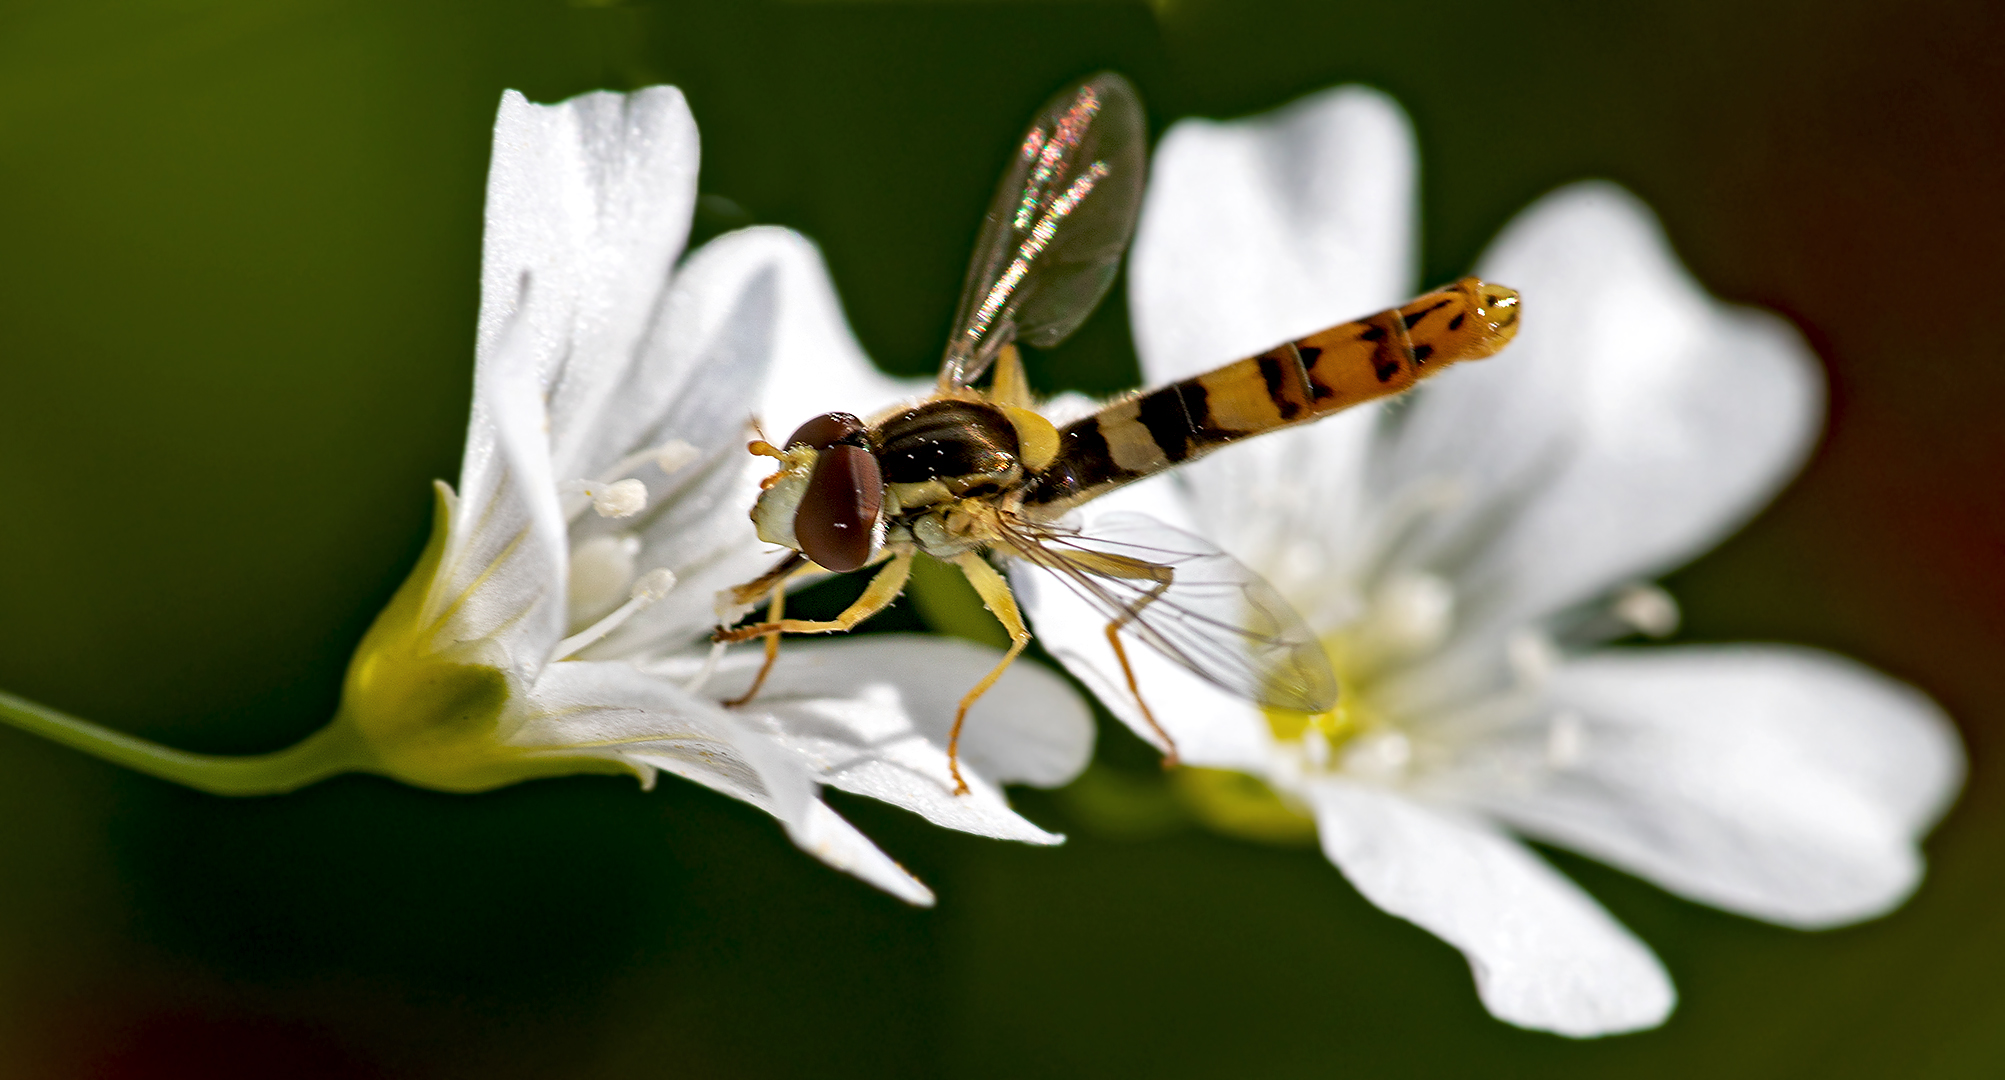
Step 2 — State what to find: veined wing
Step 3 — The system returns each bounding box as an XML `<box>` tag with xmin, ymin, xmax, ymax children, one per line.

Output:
<box><xmin>998</xmin><ymin>511</ymin><xmax>1337</xmax><ymax>713</ymax></box>
<box><xmin>938</xmin><ymin>72</ymin><xmax>1146</xmax><ymax>391</ymax></box>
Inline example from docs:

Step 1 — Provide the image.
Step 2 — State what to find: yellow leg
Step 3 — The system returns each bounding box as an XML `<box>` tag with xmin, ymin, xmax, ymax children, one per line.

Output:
<box><xmin>1059</xmin><ymin>553</ymin><xmax>1181</xmax><ymax>767</ymax></box>
<box><xmin>723</xmin><ymin>585</ymin><xmax>786</xmax><ymax>708</ymax></box>
<box><xmin>947</xmin><ymin>551</ymin><xmax>1032</xmax><ymax>796</ymax></box>
<box><xmin>1104</xmin><ymin>610</ymin><xmax>1180</xmax><ymax>767</ymax></box>
<box><xmin>714</xmin><ymin>551</ymin><xmax>914</xmax><ymax>642</ymax></box>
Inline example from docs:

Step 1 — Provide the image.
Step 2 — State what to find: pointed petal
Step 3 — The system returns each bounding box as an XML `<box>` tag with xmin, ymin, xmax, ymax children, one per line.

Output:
<box><xmin>1308</xmin><ymin>780</ymin><xmax>1675</xmax><ymax>1037</ymax></box>
<box><xmin>1010</xmin><ymin>482</ymin><xmax>1276</xmax><ymax>772</ymax></box>
<box><xmin>1470</xmin><ymin>645</ymin><xmax>1964</xmax><ymax>928</ymax></box>
<box><xmin>787</xmin><ymin>798</ymin><xmax>936</xmax><ymax>907</ymax></box>
<box><xmin>476</xmin><ymin>86</ymin><xmax>701</xmax><ymax>484</ymax></box>
<box><xmin>520</xmin><ymin>659</ymin><xmax>933</xmax><ymax>903</ymax></box>
<box><xmin>1128</xmin><ymin>85</ymin><xmax>1416</xmax><ymax>383</ymax></box>
<box><xmin>704</xmin><ymin>635</ymin><xmax>1091</xmax><ymax>843</ymax></box>
<box><xmin>1379</xmin><ymin>184</ymin><xmax>1823</xmax><ymax>648</ymax></box>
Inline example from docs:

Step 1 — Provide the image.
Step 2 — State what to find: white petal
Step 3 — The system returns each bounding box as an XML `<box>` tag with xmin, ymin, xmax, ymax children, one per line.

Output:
<box><xmin>439</xmin><ymin>87</ymin><xmax>700</xmax><ymax>672</ymax></box>
<box><xmin>1472</xmin><ymin>645</ymin><xmax>1964</xmax><ymax>928</ymax></box>
<box><xmin>519</xmin><ymin>659</ymin><xmax>933</xmax><ymax>904</ymax></box>
<box><xmin>748</xmin><ymin>231</ymin><xmax>926</xmax><ymax>440</ymax></box>
<box><xmin>584</xmin><ymin>225</ymin><xmax>887</xmax><ymax>487</ymax></box>
<box><xmin>1010</xmin><ymin>481</ymin><xmax>1275</xmax><ymax>772</ymax></box>
<box><xmin>476</xmin><ymin>87</ymin><xmax>701</xmax><ymax>485</ymax></box>
<box><xmin>708</xmin><ymin>635</ymin><xmax>1091</xmax><ymax>843</ymax></box>
<box><xmin>1308</xmin><ymin>780</ymin><xmax>1675</xmax><ymax>1037</ymax></box>
<box><xmin>787</xmin><ymin>798</ymin><xmax>936</xmax><ymax>907</ymax></box>
<box><xmin>516</xmin><ymin>659</ymin><xmax>789</xmax><ymax>812</ymax></box>
<box><xmin>1129</xmin><ymin>85</ymin><xmax>1416</xmax><ymax>383</ymax></box>
<box><xmin>425</xmin><ymin>290</ymin><xmax>570</xmax><ymax>677</ymax></box>
<box><xmin>574</xmin><ymin>227</ymin><xmax>885</xmax><ymax>655</ymax></box>
<box><xmin>1174</xmin><ymin>408</ymin><xmax>1383</xmax><ymax>623</ymax></box>
<box><xmin>552</xmin><ymin>225</ymin><xmax>787</xmax><ymax>506</ymax></box>
<box><xmin>1377</xmin><ymin>184</ymin><xmax>1823</xmax><ymax>650</ymax></box>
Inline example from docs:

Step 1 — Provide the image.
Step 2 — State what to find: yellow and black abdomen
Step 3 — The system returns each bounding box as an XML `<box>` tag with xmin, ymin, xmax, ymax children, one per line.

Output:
<box><xmin>1024</xmin><ymin>277</ymin><xmax>1519</xmax><ymax>514</ymax></box>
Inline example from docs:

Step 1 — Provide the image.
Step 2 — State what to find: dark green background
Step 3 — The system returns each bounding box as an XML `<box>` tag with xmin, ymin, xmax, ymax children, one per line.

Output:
<box><xmin>3</xmin><ymin>1</ymin><xmax>2002</xmax><ymax>1076</ymax></box>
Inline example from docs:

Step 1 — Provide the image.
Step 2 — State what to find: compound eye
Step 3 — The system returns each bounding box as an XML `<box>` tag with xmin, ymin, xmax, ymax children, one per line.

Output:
<box><xmin>794</xmin><ymin>444</ymin><xmax>883</xmax><ymax>572</ymax></box>
<box><xmin>785</xmin><ymin>412</ymin><xmax>866</xmax><ymax>451</ymax></box>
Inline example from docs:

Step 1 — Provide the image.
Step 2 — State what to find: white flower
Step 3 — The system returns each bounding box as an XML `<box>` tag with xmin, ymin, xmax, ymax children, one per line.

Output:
<box><xmin>0</xmin><ymin>86</ymin><xmax>1092</xmax><ymax>908</ymax></box>
<box><xmin>1016</xmin><ymin>87</ymin><xmax>1964</xmax><ymax>1034</ymax></box>
<box><xmin>341</xmin><ymin>86</ymin><xmax>1100</xmax><ymax>906</ymax></box>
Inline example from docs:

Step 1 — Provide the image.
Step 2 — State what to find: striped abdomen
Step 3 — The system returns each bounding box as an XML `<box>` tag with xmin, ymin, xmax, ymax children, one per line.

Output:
<box><xmin>1022</xmin><ymin>277</ymin><xmax>1520</xmax><ymax>514</ymax></box>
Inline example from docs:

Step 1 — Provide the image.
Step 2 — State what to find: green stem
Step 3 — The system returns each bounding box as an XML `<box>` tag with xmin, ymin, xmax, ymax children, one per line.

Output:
<box><xmin>0</xmin><ymin>689</ymin><xmax>370</xmax><ymax>796</ymax></box>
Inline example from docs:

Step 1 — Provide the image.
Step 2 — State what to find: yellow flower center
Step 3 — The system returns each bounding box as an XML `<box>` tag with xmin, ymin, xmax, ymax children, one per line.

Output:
<box><xmin>1171</xmin><ymin>571</ymin><xmax>1456</xmax><ymax>844</ymax></box>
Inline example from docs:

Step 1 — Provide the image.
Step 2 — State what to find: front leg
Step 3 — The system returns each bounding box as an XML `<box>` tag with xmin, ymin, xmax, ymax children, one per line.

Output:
<box><xmin>714</xmin><ymin>551</ymin><xmax>915</xmax><ymax>643</ymax></box>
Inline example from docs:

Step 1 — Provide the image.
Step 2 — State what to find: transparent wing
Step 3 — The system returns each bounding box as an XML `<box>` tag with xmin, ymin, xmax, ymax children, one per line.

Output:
<box><xmin>939</xmin><ymin>72</ymin><xmax>1147</xmax><ymax>390</ymax></box>
<box><xmin>999</xmin><ymin>511</ymin><xmax>1338</xmax><ymax>713</ymax></box>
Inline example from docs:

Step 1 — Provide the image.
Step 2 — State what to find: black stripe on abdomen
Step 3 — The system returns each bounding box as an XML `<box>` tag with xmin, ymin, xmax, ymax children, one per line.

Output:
<box><xmin>1133</xmin><ymin>381</ymin><xmax>1206</xmax><ymax>463</ymax></box>
<box><xmin>1023</xmin><ymin>418</ymin><xmax>1142</xmax><ymax>507</ymax></box>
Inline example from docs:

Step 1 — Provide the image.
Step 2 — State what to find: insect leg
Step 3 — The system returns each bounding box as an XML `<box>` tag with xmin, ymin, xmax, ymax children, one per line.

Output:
<box><xmin>946</xmin><ymin>551</ymin><xmax>1033</xmax><ymax>796</ymax></box>
<box><xmin>718</xmin><ymin>552</ymin><xmax>816</xmax><ymax>707</ymax></box>
<box><xmin>1103</xmin><ymin>581</ymin><xmax>1181</xmax><ymax>767</ymax></box>
<box><xmin>722</xmin><ymin>583</ymin><xmax>787</xmax><ymax>708</ymax></box>
<box><xmin>713</xmin><ymin>550</ymin><xmax>914</xmax><ymax>643</ymax></box>
<box><xmin>724</xmin><ymin>550</ymin><xmax>810</xmax><ymax>609</ymax></box>
<box><xmin>1047</xmin><ymin>548</ymin><xmax>1181</xmax><ymax>765</ymax></box>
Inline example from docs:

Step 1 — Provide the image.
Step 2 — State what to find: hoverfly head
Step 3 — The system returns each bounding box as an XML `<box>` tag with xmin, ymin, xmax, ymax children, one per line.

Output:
<box><xmin>748</xmin><ymin>412</ymin><xmax>885</xmax><ymax>573</ymax></box>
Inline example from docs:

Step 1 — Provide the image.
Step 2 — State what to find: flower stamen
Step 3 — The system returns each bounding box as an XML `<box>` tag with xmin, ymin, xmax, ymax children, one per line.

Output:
<box><xmin>652</xmin><ymin>438</ymin><xmax>702</xmax><ymax>474</ymax></box>
<box><xmin>579</xmin><ymin>478</ymin><xmax>648</xmax><ymax>519</ymax></box>
<box><xmin>568</xmin><ymin>533</ymin><xmax>642</xmax><ymax>624</ymax></box>
<box><xmin>1613</xmin><ymin>584</ymin><xmax>1679</xmax><ymax>638</ymax></box>
<box><xmin>552</xmin><ymin>567</ymin><xmax>677</xmax><ymax>660</ymax></box>
<box><xmin>680</xmin><ymin>639</ymin><xmax>729</xmax><ymax>695</ymax></box>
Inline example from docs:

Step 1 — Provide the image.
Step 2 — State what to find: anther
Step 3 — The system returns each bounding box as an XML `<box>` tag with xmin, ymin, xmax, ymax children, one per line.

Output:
<box><xmin>632</xmin><ymin>567</ymin><xmax>677</xmax><ymax>601</ymax></box>
<box><xmin>1341</xmin><ymin>730</ymin><xmax>1412</xmax><ymax>780</ymax></box>
<box><xmin>583</xmin><ymin>478</ymin><xmax>647</xmax><ymax>518</ymax></box>
<box><xmin>1613</xmin><ymin>584</ymin><xmax>1679</xmax><ymax>638</ymax></box>
<box><xmin>653</xmin><ymin>439</ymin><xmax>701</xmax><ymax>474</ymax></box>
<box><xmin>1374</xmin><ymin>572</ymin><xmax>1454</xmax><ymax>654</ymax></box>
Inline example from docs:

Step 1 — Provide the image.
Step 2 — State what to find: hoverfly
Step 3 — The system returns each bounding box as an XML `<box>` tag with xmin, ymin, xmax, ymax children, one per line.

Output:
<box><xmin>717</xmin><ymin>73</ymin><xmax>1520</xmax><ymax>793</ymax></box>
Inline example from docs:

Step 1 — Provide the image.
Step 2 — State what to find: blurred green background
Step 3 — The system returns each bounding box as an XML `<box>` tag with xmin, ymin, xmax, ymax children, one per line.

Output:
<box><xmin>3</xmin><ymin>1</ymin><xmax>2003</xmax><ymax>1076</ymax></box>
